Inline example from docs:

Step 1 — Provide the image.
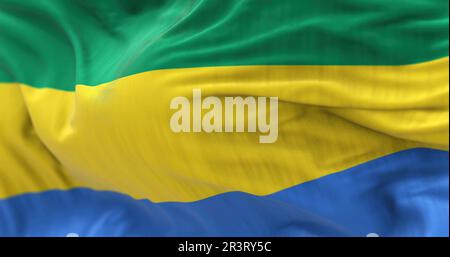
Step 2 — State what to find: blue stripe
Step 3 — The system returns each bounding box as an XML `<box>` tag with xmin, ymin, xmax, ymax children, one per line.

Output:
<box><xmin>0</xmin><ymin>148</ymin><xmax>448</xmax><ymax>236</ymax></box>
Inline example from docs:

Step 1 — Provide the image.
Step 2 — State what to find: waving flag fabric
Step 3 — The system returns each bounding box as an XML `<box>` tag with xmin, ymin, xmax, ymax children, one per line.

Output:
<box><xmin>0</xmin><ymin>0</ymin><xmax>448</xmax><ymax>236</ymax></box>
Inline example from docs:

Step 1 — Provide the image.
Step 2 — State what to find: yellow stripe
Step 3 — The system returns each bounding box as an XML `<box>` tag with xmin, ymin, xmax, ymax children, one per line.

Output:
<box><xmin>1</xmin><ymin>58</ymin><xmax>448</xmax><ymax>202</ymax></box>
<box><xmin>0</xmin><ymin>85</ymin><xmax>75</xmax><ymax>196</ymax></box>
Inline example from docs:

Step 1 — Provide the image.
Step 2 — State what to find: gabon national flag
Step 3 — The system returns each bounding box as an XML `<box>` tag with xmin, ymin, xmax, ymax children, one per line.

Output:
<box><xmin>0</xmin><ymin>0</ymin><xmax>448</xmax><ymax>236</ymax></box>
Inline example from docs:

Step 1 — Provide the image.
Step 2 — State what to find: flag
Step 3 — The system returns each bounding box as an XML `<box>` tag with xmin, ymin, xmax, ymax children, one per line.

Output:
<box><xmin>0</xmin><ymin>0</ymin><xmax>448</xmax><ymax>236</ymax></box>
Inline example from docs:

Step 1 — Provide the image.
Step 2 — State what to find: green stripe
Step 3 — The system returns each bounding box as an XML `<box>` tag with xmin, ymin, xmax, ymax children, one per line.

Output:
<box><xmin>0</xmin><ymin>0</ymin><xmax>448</xmax><ymax>90</ymax></box>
